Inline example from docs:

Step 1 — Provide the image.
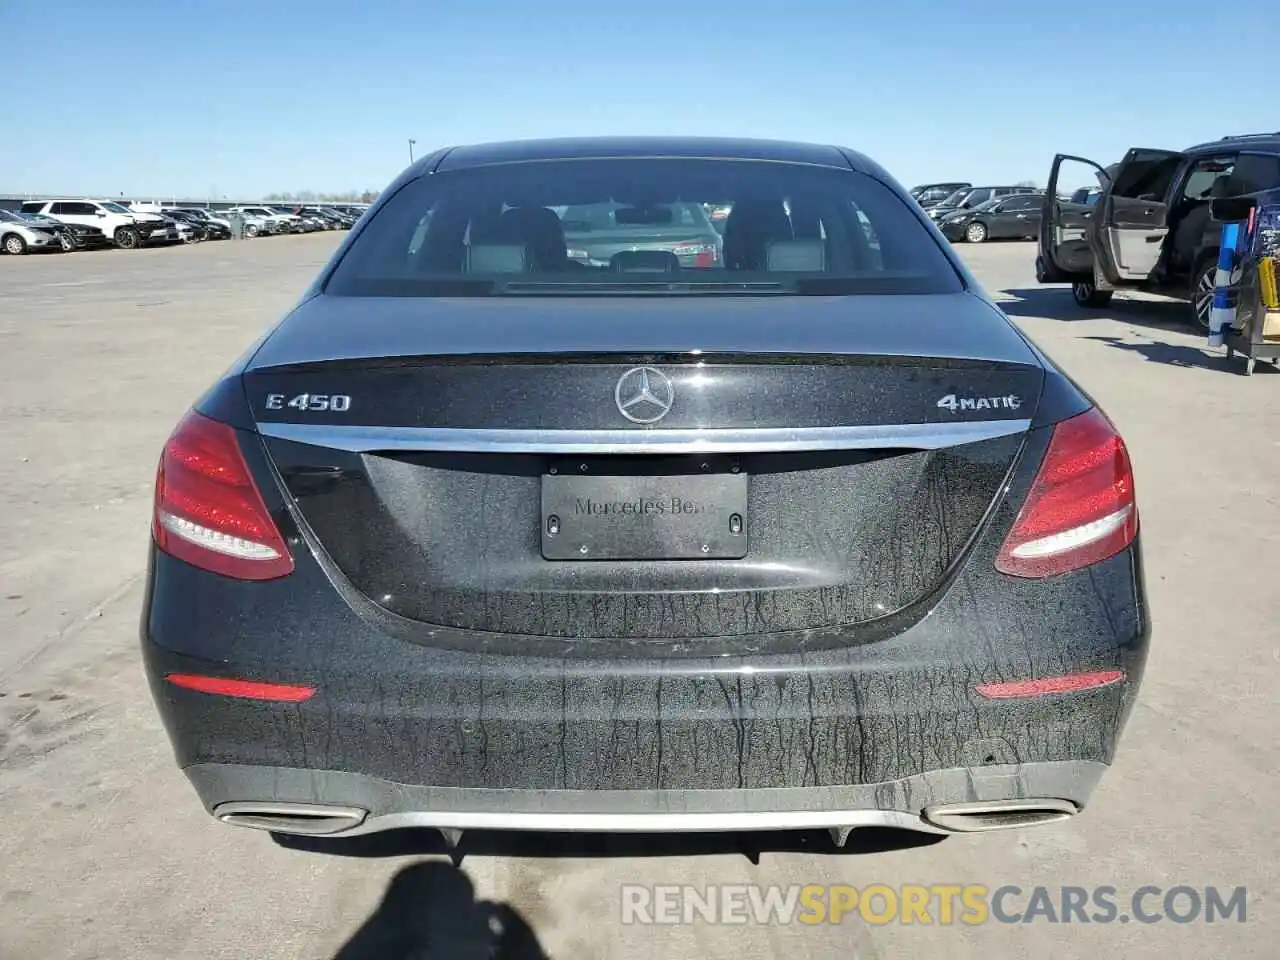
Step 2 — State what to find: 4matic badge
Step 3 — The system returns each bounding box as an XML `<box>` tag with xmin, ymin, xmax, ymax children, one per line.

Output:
<box><xmin>937</xmin><ymin>393</ymin><xmax>1022</xmax><ymax>413</ymax></box>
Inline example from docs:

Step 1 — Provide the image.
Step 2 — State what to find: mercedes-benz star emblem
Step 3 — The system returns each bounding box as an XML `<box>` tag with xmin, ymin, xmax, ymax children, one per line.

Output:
<box><xmin>615</xmin><ymin>366</ymin><xmax>675</xmax><ymax>424</ymax></box>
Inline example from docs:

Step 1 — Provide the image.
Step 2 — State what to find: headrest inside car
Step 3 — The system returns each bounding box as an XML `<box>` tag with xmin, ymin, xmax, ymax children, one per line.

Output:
<box><xmin>466</xmin><ymin>244</ymin><xmax>529</xmax><ymax>274</ymax></box>
<box><xmin>766</xmin><ymin>239</ymin><xmax>827</xmax><ymax>272</ymax></box>
<box><xmin>611</xmin><ymin>250</ymin><xmax>680</xmax><ymax>273</ymax></box>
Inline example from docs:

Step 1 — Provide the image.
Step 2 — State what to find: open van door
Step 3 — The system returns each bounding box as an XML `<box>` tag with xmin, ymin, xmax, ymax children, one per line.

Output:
<box><xmin>1038</xmin><ymin>153</ymin><xmax>1110</xmax><ymax>283</ymax></box>
<box><xmin>1095</xmin><ymin>147</ymin><xmax>1184</xmax><ymax>281</ymax></box>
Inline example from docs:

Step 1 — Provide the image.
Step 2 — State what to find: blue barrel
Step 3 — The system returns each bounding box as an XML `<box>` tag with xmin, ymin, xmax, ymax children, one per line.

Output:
<box><xmin>1208</xmin><ymin>223</ymin><xmax>1239</xmax><ymax>347</ymax></box>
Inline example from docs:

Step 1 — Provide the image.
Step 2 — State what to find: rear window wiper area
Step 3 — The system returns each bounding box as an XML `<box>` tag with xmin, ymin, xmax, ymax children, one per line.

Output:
<box><xmin>326</xmin><ymin>277</ymin><xmax>789</xmax><ymax>297</ymax></box>
<box><xmin>497</xmin><ymin>280</ymin><xmax>790</xmax><ymax>295</ymax></box>
<box><xmin>326</xmin><ymin>276</ymin><xmax>954</xmax><ymax>298</ymax></box>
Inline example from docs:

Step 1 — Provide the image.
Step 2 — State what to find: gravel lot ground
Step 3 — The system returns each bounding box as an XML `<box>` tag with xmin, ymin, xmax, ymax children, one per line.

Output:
<box><xmin>1</xmin><ymin>235</ymin><xmax>1276</xmax><ymax>960</ymax></box>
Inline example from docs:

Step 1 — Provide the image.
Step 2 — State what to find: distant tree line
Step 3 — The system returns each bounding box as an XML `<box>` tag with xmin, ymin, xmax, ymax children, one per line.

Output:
<box><xmin>263</xmin><ymin>190</ymin><xmax>380</xmax><ymax>203</ymax></box>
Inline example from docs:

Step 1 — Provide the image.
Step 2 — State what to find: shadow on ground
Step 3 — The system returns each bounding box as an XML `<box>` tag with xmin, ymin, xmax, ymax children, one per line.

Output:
<box><xmin>332</xmin><ymin>860</ymin><xmax>549</xmax><ymax>959</ymax></box>
<box><xmin>274</xmin><ymin>826</ymin><xmax>943</xmax><ymax>862</ymax></box>
<box><xmin>301</xmin><ymin>829</ymin><xmax>942</xmax><ymax>958</ymax></box>
<box><xmin>997</xmin><ymin>286</ymin><xmax>1191</xmax><ymax>332</ymax></box>
<box><xmin>1079</xmin><ymin>336</ymin><xmax>1273</xmax><ymax>373</ymax></box>
<box><xmin>996</xmin><ymin>287</ymin><xmax>1279</xmax><ymax>373</ymax></box>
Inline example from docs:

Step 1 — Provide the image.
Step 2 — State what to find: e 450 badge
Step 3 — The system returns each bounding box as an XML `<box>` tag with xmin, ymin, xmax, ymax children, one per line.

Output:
<box><xmin>937</xmin><ymin>393</ymin><xmax>1022</xmax><ymax>413</ymax></box>
<box><xmin>264</xmin><ymin>393</ymin><xmax>352</xmax><ymax>412</ymax></box>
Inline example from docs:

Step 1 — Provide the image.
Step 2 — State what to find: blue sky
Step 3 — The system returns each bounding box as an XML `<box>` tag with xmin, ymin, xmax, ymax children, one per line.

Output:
<box><xmin>3</xmin><ymin>0</ymin><xmax>1275</xmax><ymax>199</ymax></box>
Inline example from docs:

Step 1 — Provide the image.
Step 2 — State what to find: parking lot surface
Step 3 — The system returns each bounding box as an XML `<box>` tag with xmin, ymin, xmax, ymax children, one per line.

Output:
<box><xmin>1</xmin><ymin>236</ymin><xmax>1276</xmax><ymax>959</ymax></box>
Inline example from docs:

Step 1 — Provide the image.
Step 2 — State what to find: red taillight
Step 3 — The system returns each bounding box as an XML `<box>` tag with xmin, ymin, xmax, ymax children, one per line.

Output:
<box><xmin>165</xmin><ymin>673</ymin><xmax>315</xmax><ymax>702</ymax></box>
<box><xmin>995</xmin><ymin>408</ymin><xmax>1137</xmax><ymax>578</ymax></box>
<box><xmin>975</xmin><ymin>669</ymin><xmax>1125</xmax><ymax>700</ymax></box>
<box><xmin>152</xmin><ymin>410</ymin><xmax>294</xmax><ymax>580</ymax></box>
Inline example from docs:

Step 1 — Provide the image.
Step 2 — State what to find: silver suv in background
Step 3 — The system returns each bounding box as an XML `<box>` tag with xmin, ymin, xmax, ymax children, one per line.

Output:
<box><xmin>0</xmin><ymin>208</ymin><xmax>64</xmax><ymax>254</ymax></box>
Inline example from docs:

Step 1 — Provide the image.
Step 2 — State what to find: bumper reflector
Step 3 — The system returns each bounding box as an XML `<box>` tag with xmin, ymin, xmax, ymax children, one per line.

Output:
<box><xmin>975</xmin><ymin>670</ymin><xmax>1124</xmax><ymax>700</ymax></box>
<box><xmin>165</xmin><ymin>673</ymin><xmax>316</xmax><ymax>702</ymax></box>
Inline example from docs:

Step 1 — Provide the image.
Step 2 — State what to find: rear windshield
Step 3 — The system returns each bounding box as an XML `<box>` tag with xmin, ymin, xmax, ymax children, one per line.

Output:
<box><xmin>326</xmin><ymin>159</ymin><xmax>962</xmax><ymax>297</ymax></box>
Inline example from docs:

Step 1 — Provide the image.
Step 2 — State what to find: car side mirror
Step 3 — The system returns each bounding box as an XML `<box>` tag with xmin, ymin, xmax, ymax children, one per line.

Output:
<box><xmin>96</xmin><ymin>211</ymin><xmax>107</xmax><ymax>217</ymax></box>
<box><xmin>1210</xmin><ymin>196</ymin><xmax>1256</xmax><ymax>223</ymax></box>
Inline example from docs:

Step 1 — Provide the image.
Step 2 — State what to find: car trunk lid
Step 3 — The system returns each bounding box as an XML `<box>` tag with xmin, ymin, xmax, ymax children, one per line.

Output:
<box><xmin>246</xmin><ymin>293</ymin><xmax>1042</xmax><ymax>640</ymax></box>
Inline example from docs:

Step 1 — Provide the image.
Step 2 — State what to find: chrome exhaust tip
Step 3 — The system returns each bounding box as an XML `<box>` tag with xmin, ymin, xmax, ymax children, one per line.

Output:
<box><xmin>213</xmin><ymin>801</ymin><xmax>368</xmax><ymax>836</ymax></box>
<box><xmin>922</xmin><ymin>798</ymin><xmax>1078</xmax><ymax>833</ymax></box>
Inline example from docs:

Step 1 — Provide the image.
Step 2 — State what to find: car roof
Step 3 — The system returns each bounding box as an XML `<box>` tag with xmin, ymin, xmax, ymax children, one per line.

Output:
<box><xmin>1184</xmin><ymin>133</ymin><xmax>1280</xmax><ymax>154</ymax></box>
<box><xmin>431</xmin><ymin>137</ymin><xmax>856</xmax><ymax>172</ymax></box>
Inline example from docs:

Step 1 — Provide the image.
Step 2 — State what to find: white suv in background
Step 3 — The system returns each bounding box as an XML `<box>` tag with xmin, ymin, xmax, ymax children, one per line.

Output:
<box><xmin>20</xmin><ymin>199</ymin><xmax>173</xmax><ymax>249</ymax></box>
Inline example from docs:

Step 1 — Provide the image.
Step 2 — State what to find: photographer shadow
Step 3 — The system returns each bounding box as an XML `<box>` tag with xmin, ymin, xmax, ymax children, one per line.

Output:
<box><xmin>333</xmin><ymin>860</ymin><xmax>549</xmax><ymax>960</ymax></box>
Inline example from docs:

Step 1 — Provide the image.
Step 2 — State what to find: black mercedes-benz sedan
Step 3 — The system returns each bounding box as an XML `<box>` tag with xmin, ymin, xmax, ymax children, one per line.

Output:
<box><xmin>141</xmin><ymin>137</ymin><xmax>1149</xmax><ymax>845</ymax></box>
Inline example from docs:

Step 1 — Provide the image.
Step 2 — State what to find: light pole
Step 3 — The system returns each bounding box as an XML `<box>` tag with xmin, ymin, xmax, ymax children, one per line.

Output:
<box><xmin>408</xmin><ymin>139</ymin><xmax>417</xmax><ymax>163</ymax></box>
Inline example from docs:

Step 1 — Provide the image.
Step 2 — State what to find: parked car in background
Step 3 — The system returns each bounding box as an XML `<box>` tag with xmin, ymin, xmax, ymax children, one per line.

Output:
<box><xmin>194</xmin><ymin>210</ymin><xmax>231</xmax><ymax>239</ymax></box>
<box><xmin>910</xmin><ymin>181</ymin><xmax>972</xmax><ymax>208</ymax></box>
<box><xmin>555</xmin><ymin>200</ymin><xmax>724</xmax><ymax>268</ymax></box>
<box><xmin>166</xmin><ymin>207</ymin><xmax>234</xmax><ymax>233</ymax></box>
<box><xmin>938</xmin><ymin>193</ymin><xmax>1045</xmax><ymax>243</ymax></box>
<box><xmin>1068</xmin><ymin>187</ymin><xmax>1102</xmax><ymax>206</ymax></box>
<box><xmin>180</xmin><ymin>208</ymin><xmax>244</xmax><ymax>234</ymax></box>
<box><xmin>159</xmin><ymin>213</ymin><xmax>199</xmax><ymax>243</ymax></box>
<box><xmin>159</xmin><ymin>209</ymin><xmax>202</xmax><ymax>238</ymax></box>
<box><xmin>239</xmin><ymin>215</ymin><xmax>269</xmax><ymax>237</ymax></box>
<box><xmin>227</xmin><ymin>206</ymin><xmax>288</xmax><ymax>234</ymax></box>
<box><xmin>119</xmin><ymin>203</ymin><xmax>185</xmax><ymax>244</ymax></box>
<box><xmin>319</xmin><ymin>208</ymin><xmax>351</xmax><ymax>228</ymax></box>
<box><xmin>300</xmin><ymin>207</ymin><xmax>352</xmax><ymax>229</ymax></box>
<box><xmin>0</xmin><ymin>208</ymin><xmax>65</xmax><ymax>254</ymax></box>
<box><xmin>925</xmin><ymin>185</ymin><xmax>1040</xmax><ymax>223</ymax></box>
<box><xmin>290</xmin><ymin>206</ymin><xmax>323</xmax><ymax>228</ymax></box>
<box><xmin>266</xmin><ymin>206</ymin><xmax>311</xmax><ymax>232</ymax></box>
<box><xmin>1038</xmin><ymin>132</ymin><xmax>1280</xmax><ymax>327</ymax></box>
<box><xmin>15</xmin><ymin>211</ymin><xmax>111</xmax><ymax>250</ymax></box>
<box><xmin>163</xmin><ymin>209</ymin><xmax>231</xmax><ymax>241</ymax></box>
<box><xmin>21</xmin><ymin>198</ymin><xmax>171</xmax><ymax>249</ymax></box>
<box><xmin>222</xmin><ymin>210</ymin><xmax>269</xmax><ymax>237</ymax></box>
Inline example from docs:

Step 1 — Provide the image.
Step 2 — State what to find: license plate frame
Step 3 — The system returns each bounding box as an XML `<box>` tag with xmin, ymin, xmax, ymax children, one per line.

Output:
<box><xmin>540</xmin><ymin>471</ymin><xmax>749</xmax><ymax>561</ymax></box>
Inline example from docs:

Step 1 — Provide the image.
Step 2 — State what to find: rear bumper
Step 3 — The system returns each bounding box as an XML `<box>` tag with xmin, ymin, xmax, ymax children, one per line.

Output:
<box><xmin>142</xmin><ymin>529</ymin><xmax>1150</xmax><ymax>834</ymax></box>
<box><xmin>188</xmin><ymin>760</ymin><xmax>1105</xmax><ymax>837</ymax></box>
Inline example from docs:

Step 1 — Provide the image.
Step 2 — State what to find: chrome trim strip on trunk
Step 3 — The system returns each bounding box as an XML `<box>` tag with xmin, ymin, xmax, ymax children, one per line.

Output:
<box><xmin>255</xmin><ymin>419</ymin><xmax>1032</xmax><ymax>454</ymax></box>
